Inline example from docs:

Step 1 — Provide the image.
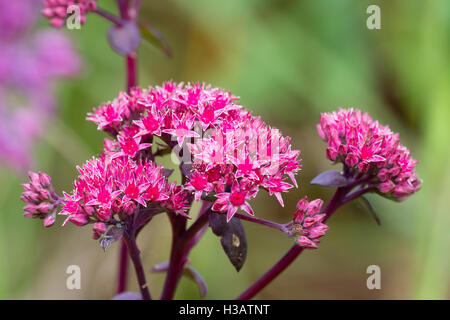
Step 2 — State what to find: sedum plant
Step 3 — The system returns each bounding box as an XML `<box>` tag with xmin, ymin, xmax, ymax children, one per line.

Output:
<box><xmin>20</xmin><ymin>0</ymin><xmax>421</xmax><ymax>300</ymax></box>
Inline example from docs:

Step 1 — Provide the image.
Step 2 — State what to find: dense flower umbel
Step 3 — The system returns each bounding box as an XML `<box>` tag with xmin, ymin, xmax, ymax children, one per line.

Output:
<box><xmin>87</xmin><ymin>82</ymin><xmax>302</xmax><ymax>221</ymax></box>
<box><xmin>59</xmin><ymin>155</ymin><xmax>187</xmax><ymax>237</ymax></box>
<box><xmin>317</xmin><ymin>108</ymin><xmax>421</xmax><ymax>201</ymax></box>
<box><xmin>21</xmin><ymin>172</ymin><xmax>61</xmax><ymax>227</ymax></box>
<box><xmin>42</xmin><ymin>0</ymin><xmax>97</xmax><ymax>28</ymax></box>
<box><xmin>289</xmin><ymin>197</ymin><xmax>328</xmax><ymax>249</ymax></box>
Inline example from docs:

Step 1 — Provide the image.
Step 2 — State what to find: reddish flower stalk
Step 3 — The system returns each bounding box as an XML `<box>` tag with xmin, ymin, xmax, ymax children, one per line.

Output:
<box><xmin>160</xmin><ymin>201</ymin><xmax>211</xmax><ymax>300</ymax></box>
<box><xmin>93</xmin><ymin>7</ymin><xmax>122</xmax><ymax>26</ymax></box>
<box><xmin>116</xmin><ymin>0</ymin><xmax>139</xmax><ymax>296</ymax></box>
<box><xmin>123</xmin><ymin>230</ymin><xmax>151</xmax><ymax>300</ymax></box>
<box><xmin>115</xmin><ymin>54</ymin><xmax>137</xmax><ymax>295</ymax></box>
<box><xmin>233</xmin><ymin>213</ymin><xmax>289</xmax><ymax>233</ymax></box>
<box><xmin>116</xmin><ymin>240</ymin><xmax>129</xmax><ymax>294</ymax></box>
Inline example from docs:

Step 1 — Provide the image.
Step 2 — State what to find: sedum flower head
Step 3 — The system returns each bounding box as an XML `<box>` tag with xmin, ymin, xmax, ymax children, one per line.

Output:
<box><xmin>42</xmin><ymin>0</ymin><xmax>97</xmax><ymax>28</ymax></box>
<box><xmin>59</xmin><ymin>155</ymin><xmax>183</xmax><ymax>236</ymax></box>
<box><xmin>290</xmin><ymin>196</ymin><xmax>328</xmax><ymax>249</ymax></box>
<box><xmin>317</xmin><ymin>108</ymin><xmax>421</xmax><ymax>201</ymax></box>
<box><xmin>87</xmin><ymin>82</ymin><xmax>302</xmax><ymax>222</ymax></box>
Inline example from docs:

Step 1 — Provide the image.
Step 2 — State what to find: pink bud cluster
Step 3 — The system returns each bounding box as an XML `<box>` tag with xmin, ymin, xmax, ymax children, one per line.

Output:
<box><xmin>291</xmin><ymin>197</ymin><xmax>328</xmax><ymax>249</ymax></box>
<box><xmin>42</xmin><ymin>0</ymin><xmax>97</xmax><ymax>28</ymax></box>
<box><xmin>21</xmin><ymin>171</ymin><xmax>60</xmax><ymax>227</ymax></box>
<box><xmin>59</xmin><ymin>154</ymin><xmax>190</xmax><ymax>238</ymax></box>
<box><xmin>87</xmin><ymin>82</ymin><xmax>302</xmax><ymax>222</ymax></box>
<box><xmin>317</xmin><ymin>108</ymin><xmax>421</xmax><ymax>201</ymax></box>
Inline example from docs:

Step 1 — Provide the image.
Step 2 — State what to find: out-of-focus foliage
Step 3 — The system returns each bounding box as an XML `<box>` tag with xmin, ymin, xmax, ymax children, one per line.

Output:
<box><xmin>0</xmin><ymin>0</ymin><xmax>449</xmax><ymax>299</ymax></box>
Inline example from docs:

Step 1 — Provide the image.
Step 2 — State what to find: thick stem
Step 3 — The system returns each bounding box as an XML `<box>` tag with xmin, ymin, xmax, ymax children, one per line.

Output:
<box><xmin>124</xmin><ymin>233</ymin><xmax>151</xmax><ymax>300</ymax></box>
<box><xmin>160</xmin><ymin>213</ymin><xmax>187</xmax><ymax>300</ymax></box>
<box><xmin>236</xmin><ymin>186</ymin><xmax>352</xmax><ymax>300</ymax></box>
<box><xmin>114</xmin><ymin>55</ymin><xmax>137</xmax><ymax>294</ymax></box>
<box><xmin>160</xmin><ymin>203</ymin><xmax>212</xmax><ymax>300</ymax></box>
<box><xmin>115</xmin><ymin>1</ymin><xmax>139</xmax><ymax>294</ymax></box>
<box><xmin>126</xmin><ymin>54</ymin><xmax>138</xmax><ymax>91</ymax></box>
<box><xmin>116</xmin><ymin>240</ymin><xmax>129</xmax><ymax>294</ymax></box>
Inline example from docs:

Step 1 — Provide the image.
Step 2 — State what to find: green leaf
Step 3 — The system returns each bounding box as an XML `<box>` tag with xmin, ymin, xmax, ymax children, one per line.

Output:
<box><xmin>138</xmin><ymin>22</ymin><xmax>172</xmax><ymax>57</ymax></box>
<box><xmin>359</xmin><ymin>196</ymin><xmax>381</xmax><ymax>226</ymax></box>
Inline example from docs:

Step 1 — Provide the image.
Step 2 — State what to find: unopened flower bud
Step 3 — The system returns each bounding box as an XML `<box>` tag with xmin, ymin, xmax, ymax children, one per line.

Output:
<box><xmin>123</xmin><ymin>201</ymin><xmax>137</xmax><ymax>215</ymax></box>
<box><xmin>93</xmin><ymin>222</ymin><xmax>107</xmax><ymax>235</ymax></box>
<box><xmin>297</xmin><ymin>236</ymin><xmax>318</xmax><ymax>249</ymax></box>
<box><xmin>39</xmin><ymin>189</ymin><xmax>51</xmax><ymax>200</ymax></box>
<box><xmin>39</xmin><ymin>172</ymin><xmax>52</xmax><ymax>188</ymax></box>
<box><xmin>69</xmin><ymin>213</ymin><xmax>89</xmax><ymax>226</ymax></box>
<box><xmin>37</xmin><ymin>202</ymin><xmax>53</xmax><ymax>214</ymax></box>
<box><xmin>43</xmin><ymin>212</ymin><xmax>56</xmax><ymax>227</ymax></box>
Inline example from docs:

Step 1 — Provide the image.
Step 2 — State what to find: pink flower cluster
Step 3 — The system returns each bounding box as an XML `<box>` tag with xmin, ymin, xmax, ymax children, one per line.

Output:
<box><xmin>87</xmin><ymin>82</ymin><xmax>302</xmax><ymax>222</ymax></box>
<box><xmin>42</xmin><ymin>0</ymin><xmax>97</xmax><ymax>28</ymax></box>
<box><xmin>290</xmin><ymin>197</ymin><xmax>328</xmax><ymax>249</ymax></box>
<box><xmin>317</xmin><ymin>108</ymin><xmax>421</xmax><ymax>201</ymax></box>
<box><xmin>59</xmin><ymin>154</ymin><xmax>190</xmax><ymax>238</ymax></box>
<box><xmin>21</xmin><ymin>171</ymin><xmax>60</xmax><ymax>227</ymax></box>
<box><xmin>0</xmin><ymin>0</ymin><xmax>80</xmax><ymax>171</ymax></box>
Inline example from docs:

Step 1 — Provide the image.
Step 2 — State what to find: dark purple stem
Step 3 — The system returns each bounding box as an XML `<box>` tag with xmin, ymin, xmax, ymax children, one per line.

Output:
<box><xmin>114</xmin><ymin>54</ymin><xmax>136</xmax><ymax>295</ymax></box>
<box><xmin>123</xmin><ymin>232</ymin><xmax>151</xmax><ymax>300</ymax></box>
<box><xmin>116</xmin><ymin>240</ymin><xmax>129</xmax><ymax>294</ymax></box>
<box><xmin>93</xmin><ymin>8</ymin><xmax>123</xmax><ymax>26</ymax></box>
<box><xmin>126</xmin><ymin>54</ymin><xmax>137</xmax><ymax>91</ymax></box>
<box><xmin>115</xmin><ymin>0</ymin><xmax>139</xmax><ymax>296</ymax></box>
<box><xmin>160</xmin><ymin>202</ymin><xmax>212</xmax><ymax>300</ymax></box>
<box><xmin>234</xmin><ymin>213</ymin><xmax>288</xmax><ymax>233</ymax></box>
<box><xmin>236</xmin><ymin>186</ymin><xmax>354</xmax><ymax>300</ymax></box>
<box><xmin>160</xmin><ymin>213</ymin><xmax>187</xmax><ymax>300</ymax></box>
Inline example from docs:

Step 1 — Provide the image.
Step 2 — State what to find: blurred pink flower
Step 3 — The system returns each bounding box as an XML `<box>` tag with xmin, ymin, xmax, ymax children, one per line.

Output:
<box><xmin>0</xmin><ymin>0</ymin><xmax>81</xmax><ymax>171</ymax></box>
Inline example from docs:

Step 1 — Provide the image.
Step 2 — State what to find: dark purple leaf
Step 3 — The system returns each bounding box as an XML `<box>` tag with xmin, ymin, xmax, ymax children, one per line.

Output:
<box><xmin>107</xmin><ymin>21</ymin><xmax>141</xmax><ymax>56</ymax></box>
<box><xmin>150</xmin><ymin>261</ymin><xmax>169</xmax><ymax>273</ymax></box>
<box><xmin>310</xmin><ymin>170</ymin><xmax>348</xmax><ymax>187</ymax></box>
<box><xmin>99</xmin><ymin>225</ymin><xmax>123</xmax><ymax>252</ymax></box>
<box><xmin>112</xmin><ymin>291</ymin><xmax>142</xmax><ymax>300</ymax></box>
<box><xmin>162</xmin><ymin>169</ymin><xmax>174</xmax><ymax>179</ymax></box>
<box><xmin>139</xmin><ymin>22</ymin><xmax>172</xmax><ymax>57</ymax></box>
<box><xmin>183</xmin><ymin>265</ymin><xmax>208</xmax><ymax>297</ymax></box>
<box><xmin>180</xmin><ymin>163</ymin><xmax>192</xmax><ymax>179</ymax></box>
<box><xmin>209</xmin><ymin>212</ymin><xmax>247</xmax><ymax>272</ymax></box>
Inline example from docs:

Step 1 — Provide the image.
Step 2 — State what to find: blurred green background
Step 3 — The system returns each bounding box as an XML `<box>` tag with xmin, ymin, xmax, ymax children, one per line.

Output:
<box><xmin>1</xmin><ymin>0</ymin><xmax>449</xmax><ymax>299</ymax></box>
